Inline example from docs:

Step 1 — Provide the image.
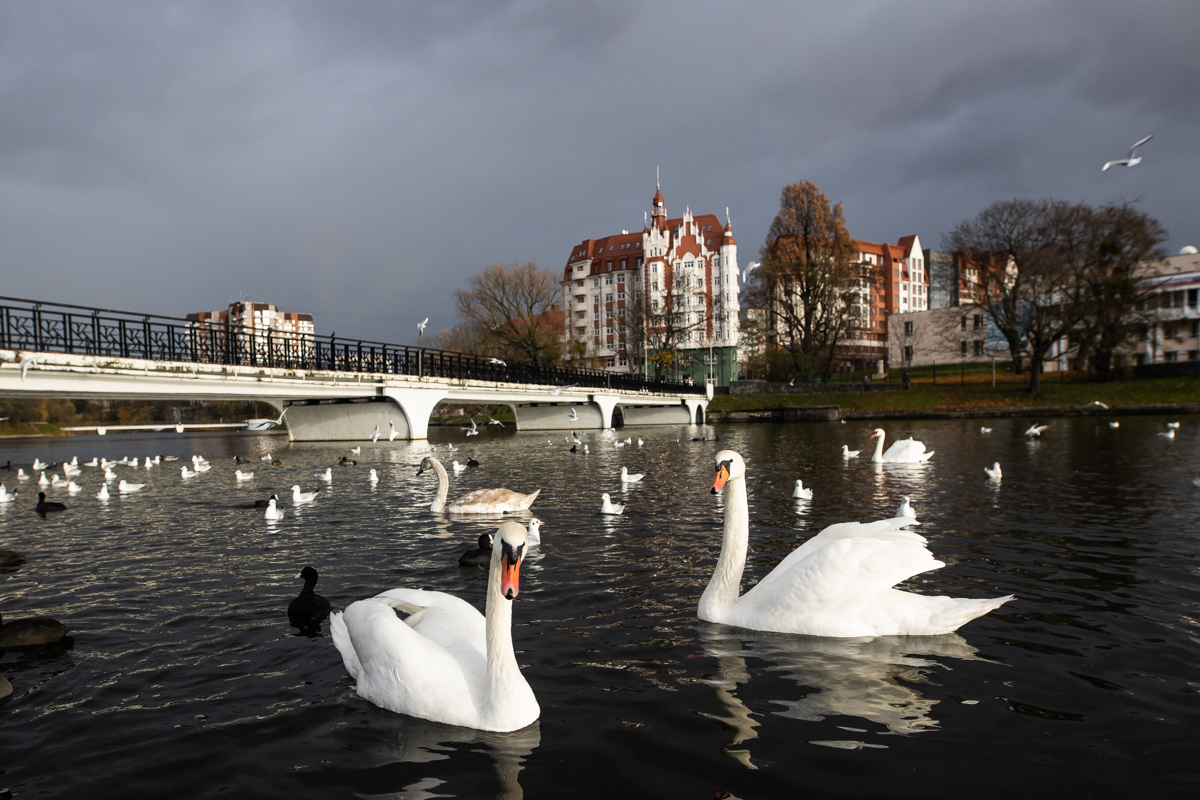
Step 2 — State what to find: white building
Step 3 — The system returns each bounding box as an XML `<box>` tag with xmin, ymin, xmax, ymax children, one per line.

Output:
<box><xmin>1136</xmin><ymin>246</ymin><xmax>1200</xmax><ymax>364</ymax></box>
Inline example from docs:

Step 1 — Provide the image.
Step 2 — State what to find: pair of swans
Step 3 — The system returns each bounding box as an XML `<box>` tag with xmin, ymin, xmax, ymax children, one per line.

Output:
<box><xmin>332</xmin><ymin>520</ymin><xmax>539</xmax><ymax>732</ymax></box>
<box><xmin>870</xmin><ymin>429</ymin><xmax>934</xmax><ymax>463</ymax></box>
<box><xmin>701</xmin><ymin>450</ymin><xmax>1010</xmax><ymax>637</ymax></box>
<box><xmin>418</xmin><ymin>457</ymin><xmax>539</xmax><ymax>514</ymax></box>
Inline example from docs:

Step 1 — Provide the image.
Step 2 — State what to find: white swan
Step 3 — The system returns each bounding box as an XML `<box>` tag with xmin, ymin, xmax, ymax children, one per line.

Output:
<box><xmin>0</xmin><ymin>485</ymin><xmax>16</xmax><ymax>502</ymax></box>
<box><xmin>600</xmin><ymin>493</ymin><xmax>624</xmax><ymax>515</ymax></box>
<box><xmin>235</xmin><ymin>470</ymin><xmax>254</xmax><ymax>481</ymax></box>
<box><xmin>264</xmin><ymin>498</ymin><xmax>284</xmax><ymax>520</ymax></box>
<box><xmin>118</xmin><ymin>480</ymin><xmax>145</xmax><ymax>493</ymax></box>
<box><xmin>330</xmin><ymin>520</ymin><xmax>539</xmax><ymax>732</ymax></box>
<box><xmin>984</xmin><ymin>462</ymin><xmax>1002</xmax><ymax>480</ymax></box>
<box><xmin>700</xmin><ymin>451</ymin><xmax>1012</xmax><ymax>637</ymax></box>
<box><xmin>291</xmin><ymin>485</ymin><xmax>319</xmax><ymax>504</ymax></box>
<box><xmin>96</xmin><ymin>483</ymin><xmax>110</xmax><ymax>500</ymax></box>
<box><xmin>842</xmin><ymin>445</ymin><xmax>860</xmax><ymax>459</ymax></box>
<box><xmin>792</xmin><ymin>480</ymin><xmax>813</xmax><ymax>500</ymax></box>
<box><xmin>315</xmin><ymin>468</ymin><xmax>333</xmax><ymax>481</ymax></box>
<box><xmin>418</xmin><ymin>457</ymin><xmax>540</xmax><ymax>514</ymax></box>
<box><xmin>620</xmin><ymin>467</ymin><xmax>644</xmax><ymax>483</ymax></box>
<box><xmin>895</xmin><ymin>496</ymin><xmax>915</xmax><ymax>518</ymax></box>
<box><xmin>870</xmin><ymin>429</ymin><xmax>934</xmax><ymax>463</ymax></box>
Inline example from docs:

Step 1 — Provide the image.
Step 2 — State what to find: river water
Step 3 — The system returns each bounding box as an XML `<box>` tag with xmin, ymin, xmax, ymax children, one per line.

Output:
<box><xmin>1</xmin><ymin>416</ymin><xmax>1198</xmax><ymax>799</ymax></box>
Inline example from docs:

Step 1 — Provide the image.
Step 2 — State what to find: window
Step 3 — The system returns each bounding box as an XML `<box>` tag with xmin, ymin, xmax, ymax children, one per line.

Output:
<box><xmin>593</xmin><ymin>279</ymin><xmax>600</xmax><ymax>287</ymax></box>
<box><xmin>960</xmin><ymin>316</ymin><xmax>967</xmax><ymax>331</ymax></box>
<box><xmin>904</xmin><ymin>345</ymin><xmax>913</xmax><ymax>361</ymax></box>
<box><xmin>593</xmin><ymin>312</ymin><xmax>600</xmax><ymax>320</ymax></box>
<box><xmin>575</xmin><ymin>280</ymin><xmax>583</xmax><ymax>287</ymax></box>
<box><xmin>618</xmin><ymin>291</ymin><xmax>626</xmax><ymax>300</ymax></box>
<box><xmin>621</xmin><ymin>259</ymin><xmax>627</xmax><ymax>270</ymax></box>
<box><xmin>618</xmin><ymin>274</ymin><xmax>625</xmax><ymax>284</ymax></box>
<box><xmin>960</xmin><ymin>341</ymin><xmax>968</xmax><ymax>356</ymax></box>
<box><xmin>973</xmin><ymin>314</ymin><xmax>983</xmax><ymax>330</ymax></box>
<box><xmin>605</xmin><ymin>293</ymin><xmax>613</xmax><ymax>302</ymax></box>
<box><xmin>593</xmin><ymin>294</ymin><xmax>600</xmax><ymax>303</ymax></box>
<box><xmin>651</xmin><ymin>281</ymin><xmax>659</xmax><ymax>291</ymax></box>
<box><xmin>652</xmin><ymin>299</ymin><xmax>659</xmax><ymax>309</ymax></box>
<box><xmin>974</xmin><ymin>340</ymin><xmax>984</xmax><ymax>356</ymax></box>
<box><xmin>1165</xmin><ymin>350</ymin><xmax>1179</xmax><ymax>362</ymax></box>
<box><xmin>605</xmin><ymin>277</ymin><xmax>613</xmax><ymax>285</ymax></box>
<box><xmin>904</xmin><ymin>321</ymin><xmax>914</xmax><ymax>336</ymax></box>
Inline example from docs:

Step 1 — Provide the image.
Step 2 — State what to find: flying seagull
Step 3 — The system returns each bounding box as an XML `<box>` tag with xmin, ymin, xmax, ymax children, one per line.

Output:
<box><xmin>417</xmin><ymin>317</ymin><xmax>428</xmax><ymax>337</ymax></box>
<box><xmin>19</xmin><ymin>357</ymin><xmax>37</xmax><ymax>381</ymax></box>
<box><xmin>568</xmin><ymin>408</ymin><xmax>578</xmax><ymax>421</ymax></box>
<box><xmin>1102</xmin><ymin>135</ymin><xmax>1152</xmax><ymax>172</ymax></box>
<box><xmin>488</xmin><ymin>357</ymin><xmax>507</xmax><ymax>366</ymax></box>
<box><xmin>741</xmin><ymin>261</ymin><xmax>760</xmax><ymax>283</ymax></box>
<box><xmin>370</xmin><ymin>424</ymin><xmax>380</xmax><ymax>444</ymax></box>
<box><xmin>550</xmin><ymin>384</ymin><xmax>576</xmax><ymax>396</ymax></box>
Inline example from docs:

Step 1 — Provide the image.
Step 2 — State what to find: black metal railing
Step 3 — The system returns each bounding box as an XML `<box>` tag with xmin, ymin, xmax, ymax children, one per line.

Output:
<box><xmin>0</xmin><ymin>296</ymin><xmax>704</xmax><ymax>395</ymax></box>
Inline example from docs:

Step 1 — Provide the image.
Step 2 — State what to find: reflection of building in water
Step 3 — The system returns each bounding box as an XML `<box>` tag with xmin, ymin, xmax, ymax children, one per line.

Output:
<box><xmin>700</xmin><ymin>626</ymin><xmax>985</xmax><ymax>748</ymax></box>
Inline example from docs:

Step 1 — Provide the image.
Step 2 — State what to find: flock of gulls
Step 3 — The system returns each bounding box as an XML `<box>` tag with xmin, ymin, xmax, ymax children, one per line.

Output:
<box><xmin>2</xmin><ymin>415</ymin><xmax>1193</xmax><ymax>722</ymax></box>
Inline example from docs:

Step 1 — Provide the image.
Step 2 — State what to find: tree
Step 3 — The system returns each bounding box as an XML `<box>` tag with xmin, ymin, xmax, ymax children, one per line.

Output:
<box><xmin>642</xmin><ymin>272</ymin><xmax>709</xmax><ymax>380</ymax></box>
<box><xmin>451</xmin><ymin>261</ymin><xmax>563</xmax><ymax>367</ymax></box>
<box><xmin>747</xmin><ymin>182</ymin><xmax>857</xmax><ymax>379</ymax></box>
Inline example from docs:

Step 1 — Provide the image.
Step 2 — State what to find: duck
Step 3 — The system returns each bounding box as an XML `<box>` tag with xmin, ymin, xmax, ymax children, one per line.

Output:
<box><xmin>896</xmin><ymin>496</ymin><xmax>916</xmax><ymax>518</ymax></box>
<box><xmin>235</xmin><ymin>470</ymin><xmax>254</xmax><ymax>481</ymax></box>
<box><xmin>870</xmin><ymin>429</ymin><xmax>934</xmax><ymax>463</ymax></box>
<box><xmin>118</xmin><ymin>480</ymin><xmax>145</xmax><ymax>493</ymax></box>
<box><xmin>315</xmin><ymin>468</ymin><xmax>333</xmax><ymax>481</ymax></box>
<box><xmin>984</xmin><ymin>462</ymin><xmax>1002</xmax><ymax>480</ymax></box>
<box><xmin>600</xmin><ymin>493</ymin><xmax>625</xmax><ymax>515</ymax></box>
<box><xmin>458</xmin><ymin>532</ymin><xmax>494</xmax><ymax>566</ymax></box>
<box><xmin>263</xmin><ymin>498</ymin><xmax>284</xmax><ymax>520</ymax></box>
<box><xmin>842</xmin><ymin>445</ymin><xmax>860</xmax><ymax>459</ymax></box>
<box><xmin>337</xmin><ymin>457</ymin><xmax>357</xmax><ymax>466</ymax></box>
<box><xmin>288</xmin><ymin>566</ymin><xmax>332</xmax><ymax>630</ymax></box>
<box><xmin>0</xmin><ymin>484</ymin><xmax>17</xmax><ymax>503</ymax></box>
<box><xmin>700</xmin><ymin>451</ymin><xmax>1012</xmax><ymax>637</ymax></box>
<box><xmin>0</xmin><ymin>611</ymin><xmax>68</xmax><ymax>648</ymax></box>
<box><xmin>527</xmin><ymin>517</ymin><xmax>542</xmax><ymax>546</ymax></box>
<box><xmin>35</xmin><ymin>492</ymin><xmax>67</xmax><ymax>513</ymax></box>
<box><xmin>272</xmin><ymin>458</ymin><xmax>283</xmax><ymax>466</ymax></box>
<box><xmin>96</xmin><ymin>483</ymin><xmax>110</xmax><ymax>500</ymax></box>
<box><xmin>0</xmin><ymin>549</ymin><xmax>24</xmax><ymax>567</ymax></box>
<box><xmin>620</xmin><ymin>467</ymin><xmax>644</xmax><ymax>483</ymax></box>
<box><xmin>368</xmin><ymin>469</ymin><xmax>379</xmax><ymax>483</ymax></box>
<box><xmin>291</xmin><ymin>485</ymin><xmax>319</xmax><ymax>504</ymax></box>
<box><xmin>330</xmin><ymin>520</ymin><xmax>539</xmax><ymax>732</ymax></box>
<box><xmin>417</xmin><ymin>457</ymin><xmax>540</xmax><ymax>514</ymax></box>
<box><xmin>792</xmin><ymin>479</ymin><xmax>813</xmax><ymax>501</ymax></box>
<box><xmin>452</xmin><ymin>460</ymin><xmax>467</xmax><ymax>473</ymax></box>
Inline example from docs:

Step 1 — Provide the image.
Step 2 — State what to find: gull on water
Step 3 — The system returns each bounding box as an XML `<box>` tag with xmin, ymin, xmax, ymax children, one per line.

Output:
<box><xmin>896</xmin><ymin>496</ymin><xmax>916</xmax><ymax>518</ymax></box>
<box><xmin>792</xmin><ymin>479</ymin><xmax>813</xmax><ymax>501</ymax></box>
<box><xmin>1102</xmin><ymin>134</ymin><xmax>1152</xmax><ymax>172</ymax></box>
<box><xmin>620</xmin><ymin>467</ymin><xmax>644</xmax><ymax>483</ymax></box>
<box><xmin>984</xmin><ymin>463</ymin><xmax>1002</xmax><ymax>480</ymax></box>
<box><xmin>601</xmin><ymin>493</ymin><xmax>625</xmax><ymax>515</ymax></box>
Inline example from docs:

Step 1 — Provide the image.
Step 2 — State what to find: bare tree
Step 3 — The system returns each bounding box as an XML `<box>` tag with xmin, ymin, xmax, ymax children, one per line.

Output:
<box><xmin>453</xmin><ymin>261</ymin><xmax>563</xmax><ymax>367</ymax></box>
<box><xmin>643</xmin><ymin>273</ymin><xmax>708</xmax><ymax>380</ymax></box>
<box><xmin>748</xmin><ymin>182</ymin><xmax>857</xmax><ymax>379</ymax></box>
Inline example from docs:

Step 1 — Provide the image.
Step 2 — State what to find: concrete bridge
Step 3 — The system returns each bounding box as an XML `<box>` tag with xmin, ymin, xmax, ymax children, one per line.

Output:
<box><xmin>0</xmin><ymin>297</ymin><xmax>707</xmax><ymax>441</ymax></box>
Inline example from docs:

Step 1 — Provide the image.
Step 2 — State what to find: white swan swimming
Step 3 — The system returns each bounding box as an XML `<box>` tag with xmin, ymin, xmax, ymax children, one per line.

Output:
<box><xmin>792</xmin><ymin>480</ymin><xmax>813</xmax><ymax>500</ymax></box>
<box><xmin>291</xmin><ymin>485</ymin><xmax>319</xmax><ymax>504</ymax></box>
<box><xmin>264</xmin><ymin>498</ymin><xmax>284</xmax><ymax>520</ymax></box>
<box><xmin>895</xmin><ymin>496</ymin><xmax>916</xmax><ymax>518</ymax></box>
<box><xmin>118</xmin><ymin>480</ymin><xmax>145</xmax><ymax>493</ymax></box>
<box><xmin>620</xmin><ymin>467</ymin><xmax>644</xmax><ymax>483</ymax></box>
<box><xmin>699</xmin><ymin>451</ymin><xmax>1012</xmax><ymax>637</ymax></box>
<box><xmin>235</xmin><ymin>470</ymin><xmax>254</xmax><ymax>481</ymax></box>
<box><xmin>418</xmin><ymin>457</ymin><xmax>540</xmax><ymax>514</ymax></box>
<box><xmin>330</xmin><ymin>520</ymin><xmax>539</xmax><ymax>732</ymax></box>
<box><xmin>600</xmin><ymin>493</ymin><xmax>625</xmax><ymax>515</ymax></box>
<box><xmin>984</xmin><ymin>462</ymin><xmax>1002</xmax><ymax>480</ymax></box>
<box><xmin>842</xmin><ymin>445</ymin><xmax>860</xmax><ymax>459</ymax></box>
<box><xmin>870</xmin><ymin>429</ymin><xmax>934</xmax><ymax>463</ymax></box>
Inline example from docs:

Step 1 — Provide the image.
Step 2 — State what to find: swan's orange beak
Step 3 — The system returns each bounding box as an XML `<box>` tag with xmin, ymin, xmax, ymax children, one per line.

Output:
<box><xmin>711</xmin><ymin>462</ymin><xmax>730</xmax><ymax>495</ymax></box>
<box><xmin>870</xmin><ymin>431</ymin><xmax>879</xmax><ymax>439</ymax></box>
<box><xmin>500</xmin><ymin>544</ymin><xmax>522</xmax><ymax>600</ymax></box>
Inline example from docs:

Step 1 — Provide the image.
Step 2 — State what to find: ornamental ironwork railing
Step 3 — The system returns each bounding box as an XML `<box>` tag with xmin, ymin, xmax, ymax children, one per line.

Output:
<box><xmin>0</xmin><ymin>296</ymin><xmax>704</xmax><ymax>395</ymax></box>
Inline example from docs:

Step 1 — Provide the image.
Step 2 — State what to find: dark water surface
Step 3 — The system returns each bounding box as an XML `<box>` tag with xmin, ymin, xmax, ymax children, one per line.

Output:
<box><xmin>1</xmin><ymin>417</ymin><xmax>1199</xmax><ymax>798</ymax></box>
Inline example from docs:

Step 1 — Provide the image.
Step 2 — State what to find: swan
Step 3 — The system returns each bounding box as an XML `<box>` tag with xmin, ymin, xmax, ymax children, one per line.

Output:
<box><xmin>0</xmin><ymin>484</ymin><xmax>17</xmax><ymax>502</ymax></box>
<box><xmin>264</xmin><ymin>498</ymin><xmax>284</xmax><ymax>520</ymax></box>
<box><xmin>35</xmin><ymin>492</ymin><xmax>67</xmax><ymax>513</ymax></box>
<box><xmin>984</xmin><ymin>463</ymin><xmax>1002</xmax><ymax>480</ymax></box>
<box><xmin>700</xmin><ymin>451</ymin><xmax>1012</xmax><ymax>637</ymax></box>
<box><xmin>1109</xmin><ymin>421</ymin><xmax>1120</xmax><ymax>428</ymax></box>
<box><xmin>459</xmin><ymin>532</ymin><xmax>494</xmax><ymax>566</ymax></box>
<box><xmin>870</xmin><ymin>429</ymin><xmax>934</xmax><ymax>463</ymax></box>
<box><xmin>0</xmin><ymin>611</ymin><xmax>68</xmax><ymax>648</ymax></box>
<box><xmin>453</xmin><ymin>460</ymin><xmax>467</xmax><ymax>473</ymax></box>
<box><xmin>67</xmin><ymin>481</ymin><xmax>82</xmax><ymax>494</ymax></box>
<box><xmin>1025</xmin><ymin>424</ymin><xmax>1049</xmax><ymax>437</ymax></box>
<box><xmin>330</xmin><ymin>520</ymin><xmax>540</xmax><ymax>732</ymax></box>
<box><xmin>368</xmin><ymin>469</ymin><xmax>379</xmax><ymax>483</ymax></box>
<box><xmin>118</xmin><ymin>480</ymin><xmax>145</xmax><ymax>493</ymax></box>
<box><xmin>180</xmin><ymin>466</ymin><xmax>196</xmax><ymax>478</ymax></box>
<box><xmin>315</xmin><ymin>468</ymin><xmax>333</xmax><ymax>481</ymax></box>
<box><xmin>621</xmin><ymin>467</ymin><xmax>644</xmax><ymax>483</ymax></box>
<box><xmin>96</xmin><ymin>483</ymin><xmax>110</xmax><ymax>500</ymax></box>
<box><xmin>600</xmin><ymin>493</ymin><xmax>624</xmax><ymax>515</ymax></box>
<box><xmin>792</xmin><ymin>480</ymin><xmax>813</xmax><ymax>500</ymax></box>
<box><xmin>291</xmin><ymin>485</ymin><xmax>319</xmax><ymax>504</ymax></box>
<box><xmin>842</xmin><ymin>445</ymin><xmax>860</xmax><ymax>459</ymax></box>
<box><xmin>235</xmin><ymin>470</ymin><xmax>254</xmax><ymax>481</ymax></box>
<box><xmin>288</xmin><ymin>566</ymin><xmax>331</xmax><ymax>630</ymax></box>
<box><xmin>417</xmin><ymin>457</ymin><xmax>540</xmax><ymax>514</ymax></box>
<box><xmin>980</xmin><ymin>427</ymin><xmax>992</xmax><ymax>434</ymax></box>
<box><xmin>896</xmin><ymin>496</ymin><xmax>916</xmax><ymax>518</ymax></box>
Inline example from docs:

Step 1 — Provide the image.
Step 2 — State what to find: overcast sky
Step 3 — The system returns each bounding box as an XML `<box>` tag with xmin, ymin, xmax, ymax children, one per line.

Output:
<box><xmin>2</xmin><ymin>1</ymin><xmax>1197</xmax><ymax>343</ymax></box>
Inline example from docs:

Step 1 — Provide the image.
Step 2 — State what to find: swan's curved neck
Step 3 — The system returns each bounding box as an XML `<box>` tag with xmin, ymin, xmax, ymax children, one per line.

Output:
<box><xmin>699</xmin><ymin>474</ymin><xmax>749</xmax><ymax>621</ymax></box>
<box><xmin>427</xmin><ymin>458</ymin><xmax>449</xmax><ymax>512</ymax></box>
<box><xmin>871</xmin><ymin>432</ymin><xmax>885</xmax><ymax>462</ymax></box>
<box><xmin>481</xmin><ymin>551</ymin><xmax>523</xmax><ymax>725</ymax></box>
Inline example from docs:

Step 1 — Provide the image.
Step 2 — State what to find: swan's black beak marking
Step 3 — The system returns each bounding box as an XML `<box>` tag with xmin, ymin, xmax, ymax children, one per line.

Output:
<box><xmin>711</xmin><ymin>460</ymin><xmax>731</xmax><ymax>494</ymax></box>
<box><xmin>500</xmin><ymin>540</ymin><xmax>524</xmax><ymax>600</ymax></box>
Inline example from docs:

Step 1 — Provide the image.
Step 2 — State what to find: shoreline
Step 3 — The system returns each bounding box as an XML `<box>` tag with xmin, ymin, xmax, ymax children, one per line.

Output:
<box><xmin>707</xmin><ymin>401</ymin><xmax>1200</xmax><ymax>424</ymax></box>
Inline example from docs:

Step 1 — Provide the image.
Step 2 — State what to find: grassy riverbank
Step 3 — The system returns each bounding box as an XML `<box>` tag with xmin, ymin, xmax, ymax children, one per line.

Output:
<box><xmin>708</xmin><ymin>376</ymin><xmax>1200</xmax><ymax>414</ymax></box>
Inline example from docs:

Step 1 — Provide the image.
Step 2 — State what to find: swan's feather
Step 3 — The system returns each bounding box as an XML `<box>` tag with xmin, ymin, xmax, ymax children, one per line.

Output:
<box><xmin>329</xmin><ymin>611</ymin><xmax>361</xmax><ymax>681</ymax></box>
<box><xmin>448</xmin><ymin>487</ymin><xmax>540</xmax><ymax>514</ymax></box>
<box><xmin>882</xmin><ymin>437</ymin><xmax>933</xmax><ymax>462</ymax></box>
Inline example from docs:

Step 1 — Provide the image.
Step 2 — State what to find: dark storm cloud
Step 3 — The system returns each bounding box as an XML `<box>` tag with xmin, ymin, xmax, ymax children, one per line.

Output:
<box><xmin>1</xmin><ymin>1</ymin><xmax>1197</xmax><ymax>342</ymax></box>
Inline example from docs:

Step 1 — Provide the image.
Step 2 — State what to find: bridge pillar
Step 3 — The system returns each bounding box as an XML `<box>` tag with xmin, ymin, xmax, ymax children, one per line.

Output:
<box><xmin>684</xmin><ymin>398</ymin><xmax>709</xmax><ymax>425</ymax></box>
<box><xmin>384</xmin><ymin>387</ymin><xmax>448</xmax><ymax>440</ymax></box>
<box><xmin>591</xmin><ymin>394</ymin><xmax>620</xmax><ymax>429</ymax></box>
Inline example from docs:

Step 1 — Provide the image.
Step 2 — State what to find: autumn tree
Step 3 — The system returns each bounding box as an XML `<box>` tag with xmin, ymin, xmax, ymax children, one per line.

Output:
<box><xmin>746</xmin><ymin>181</ymin><xmax>856</xmax><ymax>379</ymax></box>
<box><xmin>450</xmin><ymin>261</ymin><xmax>564</xmax><ymax>367</ymax></box>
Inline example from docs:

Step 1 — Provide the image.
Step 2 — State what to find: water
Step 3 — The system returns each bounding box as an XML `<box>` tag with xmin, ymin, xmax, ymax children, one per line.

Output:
<box><xmin>1</xmin><ymin>417</ymin><xmax>1198</xmax><ymax>798</ymax></box>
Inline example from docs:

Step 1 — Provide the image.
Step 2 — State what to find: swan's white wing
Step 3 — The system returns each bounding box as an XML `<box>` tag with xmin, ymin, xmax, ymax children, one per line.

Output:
<box><xmin>374</xmin><ymin>587</ymin><xmax>486</xmax><ymax>661</ymax></box>
<box><xmin>330</xmin><ymin>611</ymin><xmax>362</xmax><ymax>680</ymax></box>
<box><xmin>881</xmin><ymin>438</ymin><xmax>926</xmax><ymax>460</ymax></box>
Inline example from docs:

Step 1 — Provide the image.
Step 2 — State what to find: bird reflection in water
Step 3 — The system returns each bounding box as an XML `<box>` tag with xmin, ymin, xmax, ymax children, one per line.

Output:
<box><xmin>316</xmin><ymin>703</ymin><xmax>540</xmax><ymax>800</ymax></box>
<box><xmin>698</xmin><ymin>624</ymin><xmax>988</xmax><ymax>763</ymax></box>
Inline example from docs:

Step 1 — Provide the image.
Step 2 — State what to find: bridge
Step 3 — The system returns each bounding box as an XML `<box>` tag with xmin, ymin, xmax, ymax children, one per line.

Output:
<box><xmin>0</xmin><ymin>296</ymin><xmax>708</xmax><ymax>441</ymax></box>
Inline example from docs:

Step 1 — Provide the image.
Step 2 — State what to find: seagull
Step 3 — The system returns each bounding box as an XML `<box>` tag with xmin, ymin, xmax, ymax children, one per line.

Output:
<box><xmin>417</xmin><ymin>317</ymin><xmax>428</xmax><ymax>337</ymax></box>
<box><xmin>1167</xmin><ymin>422</ymin><xmax>1180</xmax><ymax>429</ymax></box>
<box><xmin>1102</xmin><ymin>134</ymin><xmax>1152</xmax><ymax>172</ymax></box>
<box><xmin>118</xmin><ymin>480</ymin><xmax>145</xmax><ymax>493</ymax></box>
<box><xmin>842</xmin><ymin>445</ymin><xmax>860</xmax><ymax>459</ymax></box>
<box><xmin>488</xmin><ymin>416</ymin><xmax>504</xmax><ymax>426</ymax></box>
<box><xmin>551</xmin><ymin>384</ymin><xmax>576</xmax><ymax>396</ymax></box>
<box><xmin>741</xmin><ymin>261</ymin><xmax>760</xmax><ymax>283</ymax></box>
<box><xmin>261</xmin><ymin>452</ymin><xmax>273</xmax><ymax>461</ymax></box>
<box><xmin>466</xmin><ymin>419</ymin><xmax>479</xmax><ymax>436</ymax></box>
<box><xmin>194</xmin><ymin>462</ymin><xmax>211</xmax><ymax>473</ymax></box>
<box><xmin>1194</xmin><ymin>477</ymin><xmax>1200</xmax><ymax>489</ymax></box>
<box><xmin>984</xmin><ymin>462</ymin><xmax>1002</xmax><ymax>480</ymax></box>
<box><xmin>351</xmin><ymin>447</ymin><xmax>361</xmax><ymax>454</ymax></box>
<box><xmin>67</xmin><ymin>481</ymin><xmax>82</xmax><ymax>494</ymax></box>
<box><xmin>600</xmin><ymin>493</ymin><xmax>625</xmax><ymax>515</ymax></box>
<box><xmin>980</xmin><ymin>427</ymin><xmax>992</xmax><ymax>434</ymax></box>
<box><xmin>0</xmin><ymin>484</ymin><xmax>16</xmax><ymax>502</ymax></box>
<box><xmin>180</xmin><ymin>466</ymin><xmax>196</xmax><ymax>478</ymax></box>
<box><xmin>488</xmin><ymin>358</ymin><xmax>507</xmax><ymax>366</ymax></box>
<box><xmin>620</xmin><ymin>466</ymin><xmax>644</xmax><ymax>483</ymax></box>
<box><xmin>568</xmin><ymin>408</ymin><xmax>578</xmax><ymax>421</ymax></box>
<box><xmin>368</xmin><ymin>469</ymin><xmax>379</xmax><ymax>483</ymax></box>
<box><xmin>1025</xmin><ymin>424</ymin><xmax>1049</xmax><ymax>437</ymax></box>
<box><xmin>388</xmin><ymin>420</ymin><xmax>399</xmax><ymax>441</ymax></box>
<box><xmin>1109</xmin><ymin>421</ymin><xmax>1120</xmax><ymax>428</ymax></box>
<box><xmin>452</xmin><ymin>460</ymin><xmax>467</xmax><ymax>473</ymax></box>
<box><xmin>370</xmin><ymin>425</ymin><xmax>380</xmax><ymax>444</ymax></box>
<box><xmin>291</xmin><ymin>485</ymin><xmax>319</xmax><ymax>503</ymax></box>
<box><xmin>1158</xmin><ymin>429</ymin><xmax>1176</xmax><ymax>439</ymax></box>
<box><xmin>235</xmin><ymin>470</ymin><xmax>254</xmax><ymax>481</ymax></box>
<box><xmin>637</xmin><ymin>438</ymin><xmax>643</xmax><ymax>447</ymax></box>
<box><xmin>583</xmin><ymin>444</ymin><xmax>589</xmax><ymax>454</ymax></box>
<box><xmin>96</xmin><ymin>483</ymin><xmax>110</xmax><ymax>500</ymax></box>
<box><xmin>103</xmin><ymin>468</ymin><xmax>117</xmax><ymax>482</ymax></box>
<box><xmin>19</xmin><ymin>357</ymin><xmax>37</xmax><ymax>381</ymax></box>
<box><xmin>896</xmin><ymin>496</ymin><xmax>916</xmax><ymax>518</ymax></box>
<box><xmin>447</xmin><ymin>443</ymin><xmax>457</xmax><ymax>451</ymax></box>
<box><xmin>315</xmin><ymin>468</ymin><xmax>333</xmax><ymax>481</ymax></box>
<box><xmin>1089</xmin><ymin>401</ymin><xmax>1109</xmax><ymax>409</ymax></box>
<box><xmin>263</xmin><ymin>498</ymin><xmax>284</xmax><ymax>521</ymax></box>
<box><xmin>792</xmin><ymin>479</ymin><xmax>813</xmax><ymax>500</ymax></box>
<box><xmin>527</xmin><ymin>517</ymin><xmax>542</xmax><ymax>546</ymax></box>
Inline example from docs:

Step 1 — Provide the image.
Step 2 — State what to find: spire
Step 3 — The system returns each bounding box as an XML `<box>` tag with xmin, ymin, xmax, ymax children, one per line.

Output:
<box><xmin>651</xmin><ymin>171</ymin><xmax>666</xmax><ymax>230</ymax></box>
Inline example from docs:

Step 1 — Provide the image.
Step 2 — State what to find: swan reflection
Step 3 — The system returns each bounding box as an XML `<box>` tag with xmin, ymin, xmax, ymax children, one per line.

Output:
<box><xmin>698</xmin><ymin>624</ymin><xmax>986</xmax><ymax>764</ymax></box>
<box><xmin>317</xmin><ymin>703</ymin><xmax>539</xmax><ymax>800</ymax></box>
